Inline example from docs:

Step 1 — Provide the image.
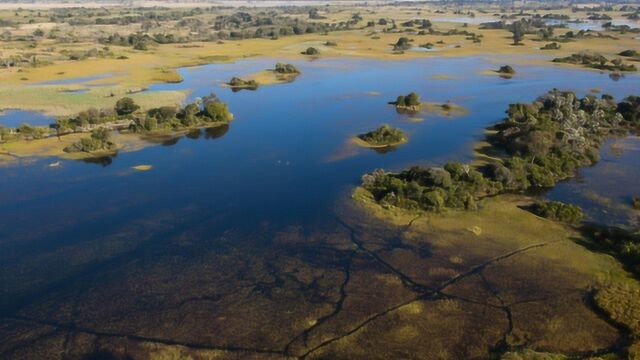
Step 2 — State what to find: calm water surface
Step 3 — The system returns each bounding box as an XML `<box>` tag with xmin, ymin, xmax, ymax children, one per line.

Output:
<box><xmin>1</xmin><ymin>56</ymin><xmax>639</xmax><ymax>309</ymax></box>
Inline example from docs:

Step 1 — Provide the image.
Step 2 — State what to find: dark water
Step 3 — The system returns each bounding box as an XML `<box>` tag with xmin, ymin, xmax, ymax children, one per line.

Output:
<box><xmin>549</xmin><ymin>136</ymin><xmax>640</xmax><ymax>228</ymax></box>
<box><xmin>1</xmin><ymin>56</ymin><xmax>639</xmax><ymax>315</ymax></box>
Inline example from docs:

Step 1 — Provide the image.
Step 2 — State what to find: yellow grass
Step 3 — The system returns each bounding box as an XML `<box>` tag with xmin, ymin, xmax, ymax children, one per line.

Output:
<box><xmin>352</xmin><ymin>136</ymin><xmax>408</xmax><ymax>149</ymax></box>
<box><xmin>0</xmin><ymin>132</ymin><xmax>154</xmax><ymax>165</ymax></box>
<box><xmin>132</xmin><ymin>164</ymin><xmax>153</xmax><ymax>171</ymax></box>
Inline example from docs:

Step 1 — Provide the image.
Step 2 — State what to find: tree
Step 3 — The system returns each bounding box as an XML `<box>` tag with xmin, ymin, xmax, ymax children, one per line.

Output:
<box><xmin>406</xmin><ymin>92</ymin><xmax>420</xmax><ymax>106</ymax></box>
<box><xmin>115</xmin><ymin>97</ymin><xmax>140</xmax><ymax>116</ymax></box>
<box><xmin>511</xmin><ymin>21</ymin><xmax>525</xmax><ymax>45</ymax></box>
<box><xmin>393</xmin><ymin>37</ymin><xmax>411</xmax><ymax>51</ymax></box>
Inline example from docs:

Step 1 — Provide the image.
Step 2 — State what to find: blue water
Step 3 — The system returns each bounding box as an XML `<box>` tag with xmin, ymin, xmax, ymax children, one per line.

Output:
<box><xmin>1</xmin><ymin>56</ymin><xmax>639</xmax><ymax>316</ymax></box>
<box><xmin>549</xmin><ymin>137</ymin><xmax>640</xmax><ymax>228</ymax></box>
<box><xmin>3</xmin><ymin>57</ymin><xmax>640</xmax><ymax>228</ymax></box>
<box><xmin>0</xmin><ymin>110</ymin><xmax>53</xmax><ymax>128</ymax></box>
<box><xmin>36</xmin><ymin>73</ymin><xmax>113</xmax><ymax>86</ymax></box>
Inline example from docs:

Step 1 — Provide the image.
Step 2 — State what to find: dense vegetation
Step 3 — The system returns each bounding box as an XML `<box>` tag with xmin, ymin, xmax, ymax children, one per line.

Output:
<box><xmin>393</xmin><ymin>37</ymin><xmax>412</xmax><ymax>51</ymax></box>
<box><xmin>356</xmin><ymin>124</ymin><xmax>406</xmax><ymax>147</ymax></box>
<box><xmin>497</xmin><ymin>65</ymin><xmax>516</xmax><ymax>76</ymax></box>
<box><xmin>274</xmin><ymin>62</ymin><xmax>299</xmax><ymax>74</ymax></box>
<box><xmin>54</xmin><ymin>94</ymin><xmax>233</xmax><ymax>135</ymax></box>
<box><xmin>581</xmin><ymin>224</ymin><xmax>640</xmax><ymax>276</ymax></box>
<box><xmin>136</xmin><ymin>93</ymin><xmax>233</xmax><ymax>131</ymax></box>
<box><xmin>553</xmin><ymin>52</ymin><xmax>637</xmax><ymax>72</ymax></box>
<box><xmin>64</xmin><ymin>128</ymin><xmax>116</xmax><ymax>153</ymax></box>
<box><xmin>361</xmin><ymin>90</ymin><xmax>640</xmax><ymax>212</ymax></box>
<box><xmin>227</xmin><ymin>77</ymin><xmax>259</xmax><ymax>90</ymax></box>
<box><xmin>301</xmin><ymin>47</ymin><xmax>319</xmax><ymax>56</ymax></box>
<box><xmin>528</xmin><ymin>201</ymin><xmax>584</xmax><ymax>224</ymax></box>
<box><xmin>391</xmin><ymin>92</ymin><xmax>421</xmax><ymax>111</ymax></box>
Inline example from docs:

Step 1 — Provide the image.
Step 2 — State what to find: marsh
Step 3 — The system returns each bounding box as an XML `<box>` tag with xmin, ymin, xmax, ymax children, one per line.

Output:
<box><xmin>1</xmin><ymin>1</ymin><xmax>640</xmax><ymax>358</ymax></box>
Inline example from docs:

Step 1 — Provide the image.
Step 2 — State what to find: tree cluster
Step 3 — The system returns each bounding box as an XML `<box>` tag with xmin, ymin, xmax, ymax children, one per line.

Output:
<box><xmin>361</xmin><ymin>90</ymin><xmax>640</xmax><ymax>214</ymax></box>
<box><xmin>357</xmin><ymin>124</ymin><xmax>405</xmax><ymax>147</ymax></box>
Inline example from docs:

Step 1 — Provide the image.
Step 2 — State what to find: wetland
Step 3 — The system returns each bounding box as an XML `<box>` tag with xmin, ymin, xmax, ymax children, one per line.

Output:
<box><xmin>1</xmin><ymin>2</ymin><xmax>640</xmax><ymax>359</ymax></box>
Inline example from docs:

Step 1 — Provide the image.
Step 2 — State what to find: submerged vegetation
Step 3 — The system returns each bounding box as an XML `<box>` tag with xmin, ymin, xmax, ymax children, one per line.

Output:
<box><xmin>356</xmin><ymin>124</ymin><xmax>406</xmax><ymax>148</ymax></box>
<box><xmin>361</xmin><ymin>90</ymin><xmax>640</xmax><ymax>213</ymax></box>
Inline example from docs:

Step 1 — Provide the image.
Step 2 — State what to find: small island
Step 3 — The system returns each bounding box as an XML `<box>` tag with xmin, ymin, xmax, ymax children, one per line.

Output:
<box><xmin>273</xmin><ymin>63</ymin><xmax>301</xmax><ymax>82</ymax></box>
<box><xmin>496</xmin><ymin>65</ymin><xmax>516</xmax><ymax>77</ymax></box>
<box><xmin>227</xmin><ymin>77</ymin><xmax>259</xmax><ymax>91</ymax></box>
<box><xmin>390</xmin><ymin>92</ymin><xmax>421</xmax><ymax>112</ymax></box>
<box><xmin>274</xmin><ymin>63</ymin><xmax>300</xmax><ymax>75</ymax></box>
<box><xmin>354</xmin><ymin>124</ymin><xmax>407</xmax><ymax>148</ymax></box>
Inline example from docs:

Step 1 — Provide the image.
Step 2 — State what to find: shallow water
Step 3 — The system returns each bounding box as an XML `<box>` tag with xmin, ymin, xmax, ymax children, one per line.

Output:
<box><xmin>0</xmin><ymin>110</ymin><xmax>53</xmax><ymax>127</ymax></box>
<box><xmin>549</xmin><ymin>136</ymin><xmax>640</xmax><ymax>228</ymax></box>
<box><xmin>544</xmin><ymin>18</ymin><xmax>640</xmax><ymax>31</ymax></box>
<box><xmin>2</xmin><ymin>56</ymin><xmax>639</xmax><ymax>260</ymax></box>
<box><xmin>1</xmin><ymin>56</ymin><xmax>639</xmax><ymax>358</ymax></box>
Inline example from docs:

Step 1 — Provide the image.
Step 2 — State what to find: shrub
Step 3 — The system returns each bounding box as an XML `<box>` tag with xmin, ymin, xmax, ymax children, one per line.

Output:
<box><xmin>357</xmin><ymin>124</ymin><xmax>405</xmax><ymax>146</ymax></box>
<box><xmin>115</xmin><ymin>97</ymin><xmax>139</xmax><ymax>116</ymax></box>
<box><xmin>301</xmin><ymin>47</ymin><xmax>319</xmax><ymax>55</ymax></box>
<box><xmin>529</xmin><ymin>201</ymin><xmax>584</xmax><ymax>224</ymax></box>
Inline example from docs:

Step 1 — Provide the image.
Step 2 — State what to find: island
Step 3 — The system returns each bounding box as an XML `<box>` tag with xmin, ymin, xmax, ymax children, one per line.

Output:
<box><xmin>227</xmin><ymin>77</ymin><xmax>259</xmax><ymax>91</ymax></box>
<box><xmin>354</xmin><ymin>124</ymin><xmax>407</xmax><ymax>148</ymax></box>
<box><xmin>390</xmin><ymin>92</ymin><xmax>421</xmax><ymax>112</ymax></box>
<box><xmin>496</xmin><ymin>65</ymin><xmax>516</xmax><ymax>77</ymax></box>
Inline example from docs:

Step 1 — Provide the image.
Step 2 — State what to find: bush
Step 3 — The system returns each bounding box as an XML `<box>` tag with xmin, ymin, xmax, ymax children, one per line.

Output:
<box><xmin>393</xmin><ymin>37</ymin><xmax>411</xmax><ymax>51</ymax></box>
<box><xmin>64</xmin><ymin>128</ymin><xmax>116</xmax><ymax>153</ymax></box>
<box><xmin>529</xmin><ymin>201</ymin><xmax>584</xmax><ymax>224</ymax></box>
<box><xmin>115</xmin><ymin>97</ymin><xmax>139</xmax><ymax>116</ymax></box>
<box><xmin>357</xmin><ymin>124</ymin><xmax>405</xmax><ymax>146</ymax></box>
<box><xmin>301</xmin><ymin>47</ymin><xmax>319</xmax><ymax>55</ymax></box>
<box><xmin>497</xmin><ymin>65</ymin><xmax>516</xmax><ymax>74</ymax></box>
<box><xmin>274</xmin><ymin>63</ymin><xmax>299</xmax><ymax>74</ymax></box>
